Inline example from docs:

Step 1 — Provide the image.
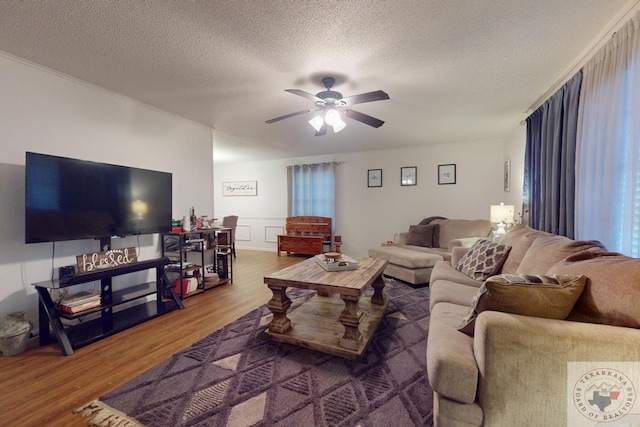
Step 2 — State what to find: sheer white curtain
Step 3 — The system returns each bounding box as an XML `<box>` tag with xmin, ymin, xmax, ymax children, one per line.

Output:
<box><xmin>576</xmin><ymin>11</ymin><xmax>640</xmax><ymax>255</ymax></box>
<box><xmin>287</xmin><ymin>162</ymin><xmax>337</xmax><ymax>231</ymax></box>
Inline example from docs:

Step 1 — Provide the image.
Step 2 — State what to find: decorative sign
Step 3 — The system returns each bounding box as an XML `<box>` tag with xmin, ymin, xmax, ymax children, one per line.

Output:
<box><xmin>76</xmin><ymin>247</ymin><xmax>138</xmax><ymax>273</ymax></box>
<box><xmin>222</xmin><ymin>181</ymin><xmax>257</xmax><ymax>196</ymax></box>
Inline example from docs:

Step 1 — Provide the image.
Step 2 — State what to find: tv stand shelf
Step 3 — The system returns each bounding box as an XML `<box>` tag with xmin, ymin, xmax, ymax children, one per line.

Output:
<box><xmin>59</xmin><ymin>258</ymin><xmax>175</xmax><ymax>286</ymax></box>
<box><xmin>33</xmin><ymin>257</ymin><xmax>184</xmax><ymax>356</ymax></box>
<box><xmin>55</xmin><ymin>282</ymin><xmax>158</xmax><ymax>320</ymax></box>
<box><xmin>162</xmin><ymin>229</ymin><xmax>233</xmax><ymax>299</ymax></box>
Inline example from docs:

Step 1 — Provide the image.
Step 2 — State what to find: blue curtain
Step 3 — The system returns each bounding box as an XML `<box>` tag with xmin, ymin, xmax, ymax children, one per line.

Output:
<box><xmin>524</xmin><ymin>70</ymin><xmax>582</xmax><ymax>238</ymax></box>
<box><xmin>287</xmin><ymin>162</ymin><xmax>337</xmax><ymax>231</ymax></box>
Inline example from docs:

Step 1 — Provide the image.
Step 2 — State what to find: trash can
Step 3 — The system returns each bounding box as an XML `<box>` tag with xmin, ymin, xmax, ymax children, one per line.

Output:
<box><xmin>0</xmin><ymin>311</ymin><xmax>32</xmax><ymax>356</ymax></box>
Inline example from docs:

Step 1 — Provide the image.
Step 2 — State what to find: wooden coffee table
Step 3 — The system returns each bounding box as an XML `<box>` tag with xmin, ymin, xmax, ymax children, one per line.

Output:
<box><xmin>263</xmin><ymin>256</ymin><xmax>388</xmax><ymax>360</ymax></box>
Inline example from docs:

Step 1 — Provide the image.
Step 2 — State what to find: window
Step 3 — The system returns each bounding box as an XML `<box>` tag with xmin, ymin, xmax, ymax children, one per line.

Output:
<box><xmin>287</xmin><ymin>162</ymin><xmax>337</xmax><ymax>231</ymax></box>
<box><xmin>575</xmin><ymin>11</ymin><xmax>640</xmax><ymax>256</ymax></box>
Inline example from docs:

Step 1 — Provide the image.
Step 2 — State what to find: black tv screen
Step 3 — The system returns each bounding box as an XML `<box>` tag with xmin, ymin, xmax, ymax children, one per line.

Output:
<box><xmin>25</xmin><ymin>152</ymin><xmax>172</xmax><ymax>243</ymax></box>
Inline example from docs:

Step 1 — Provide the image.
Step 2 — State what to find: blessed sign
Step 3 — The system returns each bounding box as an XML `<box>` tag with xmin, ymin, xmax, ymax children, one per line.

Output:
<box><xmin>76</xmin><ymin>247</ymin><xmax>138</xmax><ymax>273</ymax></box>
<box><xmin>222</xmin><ymin>181</ymin><xmax>257</xmax><ymax>196</ymax></box>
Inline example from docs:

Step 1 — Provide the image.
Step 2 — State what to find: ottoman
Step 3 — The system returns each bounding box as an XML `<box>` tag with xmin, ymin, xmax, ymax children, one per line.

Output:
<box><xmin>368</xmin><ymin>246</ymin><xmax>443</xmax><ymax>285</ymax></box>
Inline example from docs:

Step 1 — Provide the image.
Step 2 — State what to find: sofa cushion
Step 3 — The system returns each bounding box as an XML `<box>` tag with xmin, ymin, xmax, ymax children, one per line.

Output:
<box><xmin>457</xmin><ymin>274</ymin><xmax>587</xmax><ymax>335</ymax></box>
<box><xmin>427</xmin><ymin>302</ymin><xmax>479</xmax><ymax>404</ymax></box>
<box><xmin>515</xmin><ymin>234</ymin><xmax>606</xmax><ymax>275</ymax></box>
<box><xmin>430</xmin><ymin>260</ymin><xmax>483</xmax><ymax>289</ymax></box>
<box><xmin>431</xmin><ymin>219</ymin><xmax>492</xmax><ymax>249</ymax></box>
<box><xmin>405</xmin><ymin>224</ymin><xmax>440</xmax><ymax>248</ymax></box>
<box><xmin>433</xmin><ymin>389</ymin><xmax>484</xmax><ymax>427</ymax></box>
<box><xmin>548</xmin><ymin>251</ymin><xmax>640</xmax><ymax>328</ymax></box>
<box><xmin>454</xmin><ymin>239</ymin><xmax>511</xmax><ymax>281</ymax></box>
<box><xmin>499</xmin><ymin>227</ymin><xmax>551</xmax><ymax>274</ymax></box>
<box><xmin>447</xmin><ymin>237</ymin><xmax>484</xmax><ymax>254</ymax></box>
<box><xmin>393</xmin><ymin>244</ymin><xmax>452</xmax><ymax>262</ymax></box>
<box><xmin>429</xmin><ymin>279</ymin><xmax>479</xmax><ymax>311</ymax></box>
<box><xmin>367</xmin><ymin>246</ymin><xmax>442</xmax><ymax>269</ymax></box>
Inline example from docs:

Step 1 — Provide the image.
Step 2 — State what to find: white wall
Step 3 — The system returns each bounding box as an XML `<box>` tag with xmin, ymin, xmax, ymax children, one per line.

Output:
<box><xmin>214</xmin><ymin>137</ymin><xmax>517</xmax><ymax>257</ymax></box>
<box><xmin>503</xmin><ymin>124</ymin><xmax>527</xmax><ymax>220</ymax></box>
<box><xmin>0</xmin><ymin>53</ymin><xmax>213</xmax><ymax>326</ymax></box>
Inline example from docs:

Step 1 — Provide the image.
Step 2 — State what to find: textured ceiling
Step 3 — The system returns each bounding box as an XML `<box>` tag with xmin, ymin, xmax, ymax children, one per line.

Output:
<box><xmin>0</xmin><ymin>0</ymin><xmax>631</xmax><ymax>163</ymax></box>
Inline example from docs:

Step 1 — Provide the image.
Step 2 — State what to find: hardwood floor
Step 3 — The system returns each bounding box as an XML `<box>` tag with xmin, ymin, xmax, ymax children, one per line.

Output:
<box><xmin>0</xmin><ymin>250</ymin><xmax>305</xmax><ymax>427</ymax></box>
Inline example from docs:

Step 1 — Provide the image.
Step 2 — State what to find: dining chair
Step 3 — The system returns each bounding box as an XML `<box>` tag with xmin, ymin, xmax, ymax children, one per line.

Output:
<box><xmin>221</xmin><ymin>215</ymin><xmax>238</xmax><ymax>258</ymax></box>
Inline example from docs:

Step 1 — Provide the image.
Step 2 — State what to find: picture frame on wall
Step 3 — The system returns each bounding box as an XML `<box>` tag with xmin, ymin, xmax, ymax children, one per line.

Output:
<box><xmin>401</xmin><ymin>166</ymin><xmax>417</xmax><ymax>186</ymax></box>
<box><xmin>504</xmin><ymin>160</ymin><xmax>511</xmax><ymax>192</ymax></box>
<box><xmin>438</xmin><ymin>164</ymin><xmax>456</xmax><ymax>185</ymax></box>
<box><xmin>368</xmin><ymin>169</ymin><xmax>382</xmax><ymax>187</ymax></box>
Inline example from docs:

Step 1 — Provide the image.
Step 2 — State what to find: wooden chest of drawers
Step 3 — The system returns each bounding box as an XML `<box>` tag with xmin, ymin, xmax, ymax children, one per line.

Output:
<box><xmin>277</xmin><ymin>216</ymin><xmax>332</xmax><ymax>256</ymax></box>
<box><xmin>277</xmin><ymin>234</ymin><xmax>325</xmax><ymax>256</ymax></box>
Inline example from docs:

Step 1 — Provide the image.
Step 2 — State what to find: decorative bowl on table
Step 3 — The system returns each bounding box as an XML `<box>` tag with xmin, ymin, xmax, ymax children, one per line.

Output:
<box><xmin>323</xmin><ymin>252</ymin><xmax>342</xmax><ymax>263</ymax></box>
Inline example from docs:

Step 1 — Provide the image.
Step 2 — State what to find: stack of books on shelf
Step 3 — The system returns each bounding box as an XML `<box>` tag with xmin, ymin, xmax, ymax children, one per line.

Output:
<box><xmin>58</xmin><ymin>291</ymin><xmax>101</xmax><ymax>314</ymax></box>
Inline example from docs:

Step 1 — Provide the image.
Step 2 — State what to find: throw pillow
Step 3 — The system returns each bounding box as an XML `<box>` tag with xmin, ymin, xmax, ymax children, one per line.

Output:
<box><xmin>406</xmin><ymin>224</ymin><xmax>440</xmax><ymax>248</ymax></box>
<box><xmin>457</xmin><ymin>273</ymin><xmax>587</xmax><ymax>336</ymax></box>
<box><xmin>454</xmin><ymin>239</ymin><xmax>511</xmax><ymax>281</ymax></box>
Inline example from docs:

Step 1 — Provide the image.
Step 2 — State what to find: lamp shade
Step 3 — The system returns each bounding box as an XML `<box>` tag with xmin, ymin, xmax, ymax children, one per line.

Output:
<box><xmin>490</xmin><ymin>203</ymin><xmax>514</xmax><ymax>224</ymax></box>
<box><xmin>308</xmin><ymin>116</ymin><xmax>324</xmax><ymax>132</ymax></box>
<box><xmin>332</xmin><ymin>117</ymin><xmax>346</xmax><ymax>133</ymax></box>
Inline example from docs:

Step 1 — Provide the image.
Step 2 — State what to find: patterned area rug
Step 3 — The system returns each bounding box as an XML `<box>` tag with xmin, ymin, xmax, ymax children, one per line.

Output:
<box><xmin>77</xmin><ymin>280</ymin><xmax>433</xmax><ymax>426</ymax></box>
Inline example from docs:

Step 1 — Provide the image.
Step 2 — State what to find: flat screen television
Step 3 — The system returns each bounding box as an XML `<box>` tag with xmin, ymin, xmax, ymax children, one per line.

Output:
<box><xmin>25</xmin><ymin>152</ymin><xmax>172</xmax><ymax>243</ymax></box>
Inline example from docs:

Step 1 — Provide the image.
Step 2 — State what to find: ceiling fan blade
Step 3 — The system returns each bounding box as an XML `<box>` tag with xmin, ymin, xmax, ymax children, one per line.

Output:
<box><xmin>285</xmin><ymin>89</ymin><xmax>324</xmax><ymax>103</ymax></box>
<box><xmin>344</xmin><ymin>109</ymin><xmax>385</xmax><ymax>128</ymax></box>
<box><xmin>265</xmin><ymin>109</ymin><xmax>316</xmax><ymax>124</ymax></box>
<box><xmin>315</xmin><ymin>121</ymin><xmax>327</xmax><ymax>136</ymax></box>
<box><xmin>342</xmin><ymin>90</ymin><xmax>390</xmax><ymax>106</ymax></box>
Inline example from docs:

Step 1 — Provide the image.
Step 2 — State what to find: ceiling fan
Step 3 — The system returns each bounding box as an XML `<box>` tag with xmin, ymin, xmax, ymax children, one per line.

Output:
<box><xmin>265</xmin><ymin>77</ymin><xmax>390</xmax><ymax>136</ymax></box>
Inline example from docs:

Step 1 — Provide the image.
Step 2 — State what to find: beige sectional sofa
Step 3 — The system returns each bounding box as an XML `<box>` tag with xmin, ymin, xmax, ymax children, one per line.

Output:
<box><xmin>368</xmin><ymin>218</ymin><xmax>492</xmax><ymax>285</ymax></box>
<box><xmin>427</xmin><ymin>227</ymin><xmax>640</xmax><ymax>426</ymax></box>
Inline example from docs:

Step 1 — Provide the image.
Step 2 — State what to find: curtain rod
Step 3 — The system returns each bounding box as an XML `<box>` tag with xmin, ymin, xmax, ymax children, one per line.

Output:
<box><xmin>525</xmin><ymin>0</ymin><xmax>640</xmax><ymax>115</ymax></box>
<box><xmin>286</xmin><ymin>161</ymin><xmax>341</xmax><ymax>168</ymax></box>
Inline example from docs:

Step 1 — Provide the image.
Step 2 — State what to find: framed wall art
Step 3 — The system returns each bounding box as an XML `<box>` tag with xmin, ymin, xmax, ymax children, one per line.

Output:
<box><xmin>401</xmin><ymin>166</ymin><xmax>417</xmax><ymax>186</ymax></box>
<box><xmin>438</xmin><ymin>164</ymin><xmax>456</xmax><ymax>185</ymax></box>
<box><xmin>222</xmin><ymin>181</ymin><xmax>257</xmax><ymax>196</ymax></box>
<box><xmin>368</xmin><ymin>169</ymin><xmax>382</xmax><ymax>187</ymax></box>
<box><xmin>504</xmin><ymin>160</ymin><xmax>511</xmax><ymax>192</ymax></box>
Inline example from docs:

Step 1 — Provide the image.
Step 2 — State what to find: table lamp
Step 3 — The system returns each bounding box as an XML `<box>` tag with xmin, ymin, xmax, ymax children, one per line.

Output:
<box><xmin>490</xmin><ymin>203</ymin><xmax>514</xmax><ymax>239</ymax></box>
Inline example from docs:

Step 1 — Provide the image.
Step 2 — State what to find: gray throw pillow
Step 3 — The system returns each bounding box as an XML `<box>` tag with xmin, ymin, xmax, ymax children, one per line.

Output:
<box><xmin>406</xmin><ymin>224</ymin><xmax>440</xmax><ymax>248</ymax></box>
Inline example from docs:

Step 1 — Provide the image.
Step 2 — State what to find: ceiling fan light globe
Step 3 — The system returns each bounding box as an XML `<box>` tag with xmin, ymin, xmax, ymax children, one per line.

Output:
<box><xmin>325</xmin><ymin>109</ymin><xmax>341</xmax><ymax>126</ymax></box>
<box><xmin>332</xmin><ymin>119</ymin><xmax>346</xmax><ymax>133</ymax></box>
<box><xmin>308</xmin><ymin>116</ymin><xmax>324</xmax><ymax>132</ymax></box>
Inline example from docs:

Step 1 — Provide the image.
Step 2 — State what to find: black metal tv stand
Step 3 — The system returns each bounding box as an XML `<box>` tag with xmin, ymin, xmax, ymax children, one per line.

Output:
<box><xmin>33</xmin><ymin>257</ymin><xmax>184</xmax><ymax>356</ymax></box>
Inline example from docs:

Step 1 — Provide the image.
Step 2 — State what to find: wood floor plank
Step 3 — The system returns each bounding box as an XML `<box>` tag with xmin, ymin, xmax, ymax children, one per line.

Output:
<box><xmin>0</xmin><ymin>250</ymin><xmax>305</xmax><ymax>427</ymax></box>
